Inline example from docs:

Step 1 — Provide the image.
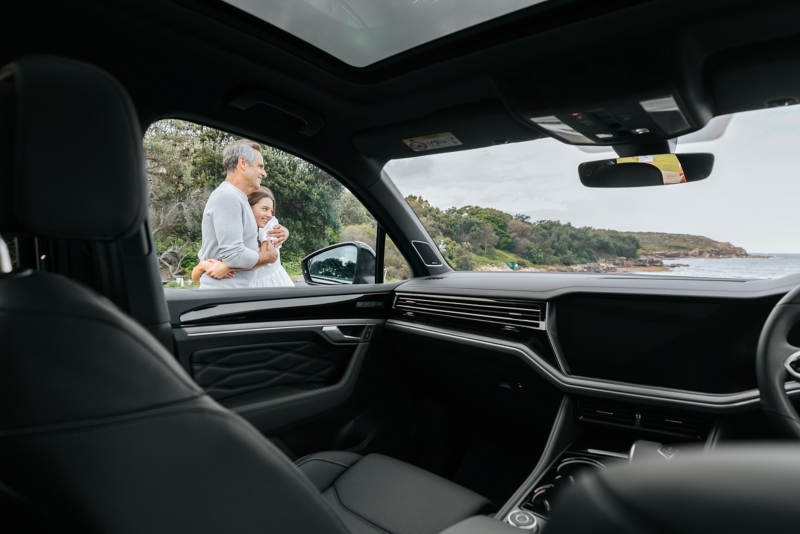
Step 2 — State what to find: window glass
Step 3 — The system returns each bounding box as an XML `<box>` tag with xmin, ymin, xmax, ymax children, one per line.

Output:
<box><xmin>385</xmin><ymin>106</ymin><xmax>800</xmax><ymax>280</ymax></box>
<box><xmin>144</xmin><ymin>119</ymin><xmax>409</xmax><ymax>288</ymax></box>
<box><xmin>221</xmin><ymin>0</ymin><xmax>549</xmax><ymax>67</ymax></box>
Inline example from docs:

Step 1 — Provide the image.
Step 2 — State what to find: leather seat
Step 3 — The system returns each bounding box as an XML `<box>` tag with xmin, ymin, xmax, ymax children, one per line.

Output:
<box><xmin>296</xmin><ymin>452</ymin><xmax>491</xmax><ymax>534</ymax></box>
<box><xmin>0</xmin><ymin>56</ymin><xmax>491</xmax><ymax>533</ymax></box>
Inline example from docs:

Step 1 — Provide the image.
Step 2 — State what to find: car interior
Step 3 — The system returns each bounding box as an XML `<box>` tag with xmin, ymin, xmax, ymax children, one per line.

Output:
<box><xmin>4</xmin><ymin>0</ymin><xmax>800</xmax><ymax>532</ymax></box>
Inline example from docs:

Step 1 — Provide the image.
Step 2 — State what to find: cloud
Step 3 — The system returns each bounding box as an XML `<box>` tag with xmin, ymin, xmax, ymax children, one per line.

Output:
<box><xmin>385</xmin><ymin>106</ymin><xmax>800</xmax><ymax>253</ymax></box>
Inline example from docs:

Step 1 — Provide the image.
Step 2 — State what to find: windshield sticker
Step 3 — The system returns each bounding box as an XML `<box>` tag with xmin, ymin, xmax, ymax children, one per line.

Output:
<box><xmin>403</xmin><ymin>132</ymin><xmax>462</xmax><ymax>152</ymax></box>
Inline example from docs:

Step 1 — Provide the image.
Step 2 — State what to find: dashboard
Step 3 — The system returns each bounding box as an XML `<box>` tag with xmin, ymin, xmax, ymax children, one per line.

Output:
<box><xmin>388</xmin><ymin>271</ymin><xmax>800</xmax><ymax>413</ymax></box>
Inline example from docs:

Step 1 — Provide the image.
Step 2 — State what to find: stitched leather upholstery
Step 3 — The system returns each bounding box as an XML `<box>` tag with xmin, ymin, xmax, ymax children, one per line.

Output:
<box><xmin>0</xmin><ymin>55</ymin><xmax>494</xmax><ymax>533</ymax></box>
<box><xmin>297</xmin><ymin>452</ymin><xmax>493</xmax><ymax>534</ymax></box>
<box><xmin>2</xmin><ymin>56</ymin><xmax>147</xmax><ymax>241</ymax></box>
<box><xmin>0</xmin><ymin>270</ymin><xmax>354</xmax><ymax>533</ymax></box>
<box><xmin>192</xmin><ymin>340</ymin><xmax>352</xmax><ymax>400</ymax></box>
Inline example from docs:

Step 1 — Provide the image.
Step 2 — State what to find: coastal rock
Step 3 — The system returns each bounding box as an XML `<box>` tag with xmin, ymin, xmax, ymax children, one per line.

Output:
<box><xmin>645</xmin><ymin>243</ymin><xmax>761</xmax><ymax>259</ymax></box>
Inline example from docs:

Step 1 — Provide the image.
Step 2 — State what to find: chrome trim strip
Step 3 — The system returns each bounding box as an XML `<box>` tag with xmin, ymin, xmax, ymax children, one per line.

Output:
<box><xmin>544</xmin><ymin>302</ymin><xmax>569</xmax><ymax>374</ymax></box>
<box><xmin>386</xmin><ymin>319</ymin><xmax>800</xmax><ymax>412</ymax></box>
<box><xmin>180</xmin><ymin>294</ymin><xmax>366</xmax><ymax>324</ymax></box>
<box><xmin>784</xmin><ymin>350</ymin><xmax>800</xmax><ymax>380</ymax></box>
<box><xmin>585</xmin><ymin>449</ymin><xmax>630</xmax><ymax>460</ymax></box>
<box><xmin>557</xmin><ymin>457</ymin><xmax>606</xmax><ymax>471</ymax></box>
<box><xmin>184</xmin><ymin>319</ymin><xmax>381</xmax><ymax>337</ymax></box>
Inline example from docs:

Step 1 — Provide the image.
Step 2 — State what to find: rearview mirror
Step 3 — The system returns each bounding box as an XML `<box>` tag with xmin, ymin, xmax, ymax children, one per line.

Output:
<box><xmin>301</xmin><ymin>241</ymin><xmax>376</xmax><ymax>285</ymax></box>
<box><xmin>579</xmin><ymin>153</ymin><xmax>714</xmax><ymax>188</ymax></box>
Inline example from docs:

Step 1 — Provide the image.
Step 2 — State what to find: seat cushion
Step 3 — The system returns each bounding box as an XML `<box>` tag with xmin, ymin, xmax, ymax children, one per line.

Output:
<box><xmin>297</xmin><ymin>453</ymin><xmax>492</xmax><ymax>534</ymax></box>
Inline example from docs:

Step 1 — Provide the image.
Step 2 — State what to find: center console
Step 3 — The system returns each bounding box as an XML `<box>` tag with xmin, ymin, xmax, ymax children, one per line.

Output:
<box><xmin>498</xmin><ymin>395</ymin><xmax>714</xmax><ymax>531</ymax></box>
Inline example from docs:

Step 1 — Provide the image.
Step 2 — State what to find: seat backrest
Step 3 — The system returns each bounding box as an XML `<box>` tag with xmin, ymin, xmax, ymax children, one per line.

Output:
<box><xmin>0</xmin><ymin>56</ymin><xmax>173</xmax><ymax>349</ymax></box>
<box><xmin>0</xmin><ymin>56</ymin><xmax>351</xmax><ymax>534</ymax></box>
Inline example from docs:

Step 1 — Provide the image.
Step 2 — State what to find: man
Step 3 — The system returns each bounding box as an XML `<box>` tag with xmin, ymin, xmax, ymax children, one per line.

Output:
<box><xmin>197</xmin><ymin>139</ymin><xmax>290</xmax><ymax>288</ymax></box>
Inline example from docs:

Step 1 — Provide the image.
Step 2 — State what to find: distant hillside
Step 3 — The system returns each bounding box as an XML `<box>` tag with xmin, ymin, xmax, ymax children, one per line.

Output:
<box><xmin>625</xmin><ymin>232</ymin><xmax>749</xmax><ymax>257</ymax></box>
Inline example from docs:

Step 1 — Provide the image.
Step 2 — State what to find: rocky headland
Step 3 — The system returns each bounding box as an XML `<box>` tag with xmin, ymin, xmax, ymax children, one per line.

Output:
<box><xmin>477</xmin><ymin>246</ymin><xmax>768</xmax><ymax>274</ymax></box>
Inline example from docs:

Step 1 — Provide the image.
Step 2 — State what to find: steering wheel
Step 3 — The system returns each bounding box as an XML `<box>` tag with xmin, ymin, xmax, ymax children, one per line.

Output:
<box><xmin>757</xmin><ymin>284</ymin><xmax>800</xmax><ymax>438</ymax></box>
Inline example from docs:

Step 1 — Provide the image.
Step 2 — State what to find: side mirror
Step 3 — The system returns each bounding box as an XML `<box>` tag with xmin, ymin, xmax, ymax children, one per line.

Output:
<box><xmin>301</xmin><ymin>241</ymin><xmax>376</xmax><ymax>285</ymax></box>
<box><xmin>579</xmin><ymin>153</ymin><xmax>714</xmax><ymax>188</ymax></box>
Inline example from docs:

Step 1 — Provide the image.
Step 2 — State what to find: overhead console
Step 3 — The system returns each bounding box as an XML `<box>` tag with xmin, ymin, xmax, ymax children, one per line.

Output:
<box><xmin>499</xmin><ymin>70</ymin><xmax>702</xmax><ymax>148</ymax></box>
<box><xmin>522</xmin><ymin>95</ymin><xmax>693</xmax><ymax>147</ymax></box>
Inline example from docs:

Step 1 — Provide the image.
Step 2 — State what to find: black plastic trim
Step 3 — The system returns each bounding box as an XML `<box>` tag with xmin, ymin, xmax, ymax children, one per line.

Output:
<box><xmin>386</xmin><ymin>320</ymin><xmax>800</xmax><ymax>413</ymax></box>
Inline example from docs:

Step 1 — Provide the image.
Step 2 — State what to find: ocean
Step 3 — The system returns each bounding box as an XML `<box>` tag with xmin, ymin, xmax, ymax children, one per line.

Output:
<box><xmin>651</xmin><ymin>253</ymin><xmax>800</xmax><ymax>279</ymax></box>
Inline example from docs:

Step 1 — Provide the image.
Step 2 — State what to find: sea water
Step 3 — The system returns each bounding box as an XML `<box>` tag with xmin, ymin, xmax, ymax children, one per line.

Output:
<box><xmin>652</xmin><ymin>253</ymin><xmax>800</xmax><ymax>279</ymax></box>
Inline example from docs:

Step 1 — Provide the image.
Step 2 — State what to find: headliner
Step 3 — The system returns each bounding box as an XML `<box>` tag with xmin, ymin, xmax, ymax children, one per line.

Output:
<box><xmin>3</xmin><ymin>0</ymin><xmax>800</xmax><ymax>192</ymax></box>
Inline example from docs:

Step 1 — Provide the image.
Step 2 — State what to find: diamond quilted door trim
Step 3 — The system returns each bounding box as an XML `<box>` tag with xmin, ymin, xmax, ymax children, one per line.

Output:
<box><xmin>191</xmin><ymin>340</ymin><xmax>354</xmax><ymax>401</ymax></box>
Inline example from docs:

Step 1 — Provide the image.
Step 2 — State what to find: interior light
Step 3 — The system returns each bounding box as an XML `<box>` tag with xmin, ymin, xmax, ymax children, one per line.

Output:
<box><xmin>639</xmin><ymin>95</ymin><xmax>689</xmax><ymax>134</ymax></box>
<box><xmin>530</xmin><ymin>116</ymin><xmax>596</xmax><ymax>144</ymax></box>
<box><xmin>633</xmin><ymin>128</ymin><xmax>650</xmax><ymax>135</ymax></box>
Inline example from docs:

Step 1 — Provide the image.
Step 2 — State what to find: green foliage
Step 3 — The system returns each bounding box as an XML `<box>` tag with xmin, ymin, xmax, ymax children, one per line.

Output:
<box><xmin>261</xmin><ymin>146</ymin><xmax>343</xmax><ymax>263</ymax></box>
<box><xmin>628</xmin><ymin>231</ymin><xmax>740</xmax><ymax>253</ymax></box>
<box><xmin>282</xmin><ymin>260</ymin><xmax>302</xmax><ymax>277</ymax></box>
<box><xmin>406</xmin><ymin>196</ymin><xmax>640</xmax><ymax>268</ymax></box>
<box><xmin>310</xmin><ymin>257</ymin><xmax>355</xmax><ymax>281</ymax></box>
<box><xmin>146</xmin><ymin>120</ymin><xmax>361</xmax><ymax>278</ymax></box>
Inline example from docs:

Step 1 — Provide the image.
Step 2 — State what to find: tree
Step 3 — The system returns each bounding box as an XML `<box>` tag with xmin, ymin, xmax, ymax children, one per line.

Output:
<box><xmin>473</xmin><ymin>222</ymin><xmax>499</xmax><ymax>254</ymax></box>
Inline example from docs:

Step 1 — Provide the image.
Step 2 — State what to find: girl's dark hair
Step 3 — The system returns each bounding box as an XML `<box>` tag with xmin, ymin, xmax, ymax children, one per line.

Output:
<box><xmin>248</xmin><ymin>187</ymin><xmax>276</xmax><ymax>212</ymax></box>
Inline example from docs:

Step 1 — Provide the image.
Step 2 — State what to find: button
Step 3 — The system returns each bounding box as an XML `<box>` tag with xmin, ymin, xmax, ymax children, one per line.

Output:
<box><xmin>362</xmin><ymin>325</ymin><xmax>374</xmax><ymax>341</ymax></box>
<box><xmin>507</xmin><ymin>509</ymin><xmax>538</xmax><ymax>530</ymax></box>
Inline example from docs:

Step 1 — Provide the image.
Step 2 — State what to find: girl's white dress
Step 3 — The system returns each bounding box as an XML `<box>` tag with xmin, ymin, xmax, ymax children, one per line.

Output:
<box><xmin>255</xmin><ymin>217</ymin><xmax>295</xmax><ymax>288</ymax></box>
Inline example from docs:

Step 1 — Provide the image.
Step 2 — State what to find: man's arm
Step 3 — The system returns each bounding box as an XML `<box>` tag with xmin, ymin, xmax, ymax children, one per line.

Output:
<box><xmin>212</xmin><ymin>194</ymin><xmax>261</xmax><ymax>269</ymax></box>
<box><xmin>266</xmin><ymin>224</ymin><xmax>289</xmax><ymax>246</ymax></box>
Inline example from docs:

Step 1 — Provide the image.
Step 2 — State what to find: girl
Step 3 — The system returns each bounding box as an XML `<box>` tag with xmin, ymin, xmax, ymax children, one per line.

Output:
<box><xmin>192</xmin><ymin>187</ymin><xmax>294</xmax><ymax>287</ymax></box>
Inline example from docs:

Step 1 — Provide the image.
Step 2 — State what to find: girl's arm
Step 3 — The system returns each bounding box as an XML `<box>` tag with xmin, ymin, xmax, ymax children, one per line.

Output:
<box><xmin>193</xmin><ymin>259</ymin><xmax>237</xmax><ymax>280</ymax></box>
<box><xmin>191</xmin><ymin>260</ymin><xmax>213</xmax><ymax>282</ymax></box>
<box><xmin>205</xmin><ymin>259</ymin><xmax>235</xmax><ymax>279</ymax></box>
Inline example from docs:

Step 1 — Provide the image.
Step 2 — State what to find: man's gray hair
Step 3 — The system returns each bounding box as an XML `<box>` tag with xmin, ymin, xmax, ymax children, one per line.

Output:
<box><xmin>222</xmin><ymin>139</ymin><xmax>262</xmax><ymax>173</ymax></box>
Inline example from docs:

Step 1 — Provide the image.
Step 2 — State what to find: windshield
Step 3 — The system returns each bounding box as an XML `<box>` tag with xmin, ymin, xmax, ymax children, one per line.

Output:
<box><xmin>384</xmin><ymin>106</ymin><xmax>800</xmax><ymax>280</ymax></box>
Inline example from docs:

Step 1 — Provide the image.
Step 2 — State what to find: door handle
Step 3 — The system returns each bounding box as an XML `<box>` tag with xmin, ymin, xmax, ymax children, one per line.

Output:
<box><xmin>322</xmin><ymin>326</ymin><xmax>361</xmax><ymax>344</ymax></box>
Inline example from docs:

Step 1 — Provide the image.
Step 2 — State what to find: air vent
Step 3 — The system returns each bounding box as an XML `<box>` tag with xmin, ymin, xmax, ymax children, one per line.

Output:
<box><xmin>579</xmin><ymin>400</ymin><xmax>707</xmax><ymax>439</ymax></box>
<box><xmin>639</xmin><ymin>409</ymin><xmax>704</xmax><ymax>436</ymax></box>
<box><xmin>580</xmin><ymin>401</ymin><xmax>636</xmax><ymax>426</ymax></box>
<box><xmin>423</xmin><ymin>277</ymin><xmax>444</xmax><ymax>281</ymax></box>
<box><xmin>394</xmin><ymin>293</ymin><xmax>545</xmax><ymax>330</ymax></box>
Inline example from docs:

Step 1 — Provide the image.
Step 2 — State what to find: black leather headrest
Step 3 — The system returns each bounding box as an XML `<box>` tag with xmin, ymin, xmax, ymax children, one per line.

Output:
<box><xmin>0</xmin><ymin>79</ymin><xmax>19</xmax><ymax>232</ymax></box>
<box><xmin>0</xmin><ymin>56</ymin><xmax>147</xmax><ymax>240</ymax></box>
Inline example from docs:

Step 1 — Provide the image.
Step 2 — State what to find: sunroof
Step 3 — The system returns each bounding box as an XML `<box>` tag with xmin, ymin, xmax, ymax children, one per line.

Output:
<box><xmin>222</xmin><ymin>0</ymin><xmax>550</xmax><ymax>68</ymax></box>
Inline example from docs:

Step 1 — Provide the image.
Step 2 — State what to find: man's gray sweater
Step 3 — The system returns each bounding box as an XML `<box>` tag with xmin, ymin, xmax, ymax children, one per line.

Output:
<box><xmin>198</xmin><ymin>181</ymin><xmax>259</xmax><ymax>289</ymax></box>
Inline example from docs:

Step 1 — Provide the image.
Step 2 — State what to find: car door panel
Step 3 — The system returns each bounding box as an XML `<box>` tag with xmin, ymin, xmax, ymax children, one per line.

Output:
<box><xmin>167</xmin><ymin>287</ymin><xmax>394</xmax><ymax>435</ymax></box>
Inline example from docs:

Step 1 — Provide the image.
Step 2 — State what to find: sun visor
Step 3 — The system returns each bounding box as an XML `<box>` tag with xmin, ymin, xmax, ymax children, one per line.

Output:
<box><xmin>711</xmin><ymin>38</ymin><xmax>800</xmax><ymax>115</ymax></box>
<box><xmin>352</xmin><ymin>99</ymin><xmax>543</xmax><ymax>160</ymax></box>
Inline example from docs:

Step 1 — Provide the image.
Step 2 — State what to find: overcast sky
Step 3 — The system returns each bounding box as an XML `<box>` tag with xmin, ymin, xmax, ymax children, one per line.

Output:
<box><xmin>384</xmin><ymin>106</ymin><xmax>800</xmax><ymax>254</ymax></box>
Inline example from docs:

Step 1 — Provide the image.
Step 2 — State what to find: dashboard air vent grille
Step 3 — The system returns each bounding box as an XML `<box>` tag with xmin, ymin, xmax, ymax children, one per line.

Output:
<box><xmin>639</xmin><ymin>409</ymin><xmax>704</xmax><ymax>436</ymax></box>
<box><xmin>580</xmin><ymin>402</ymin><xmax>636</xmax><ymax>426</ymax></box>
<box><xmin>394</xmin><ymin>293</ymin><xmax>545</xmax><ymax>330</ymax></box>
<box><xmin>579</xmin><ymin>399</ymin><xmax>707</xmax><ymax>439</ymax></box>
